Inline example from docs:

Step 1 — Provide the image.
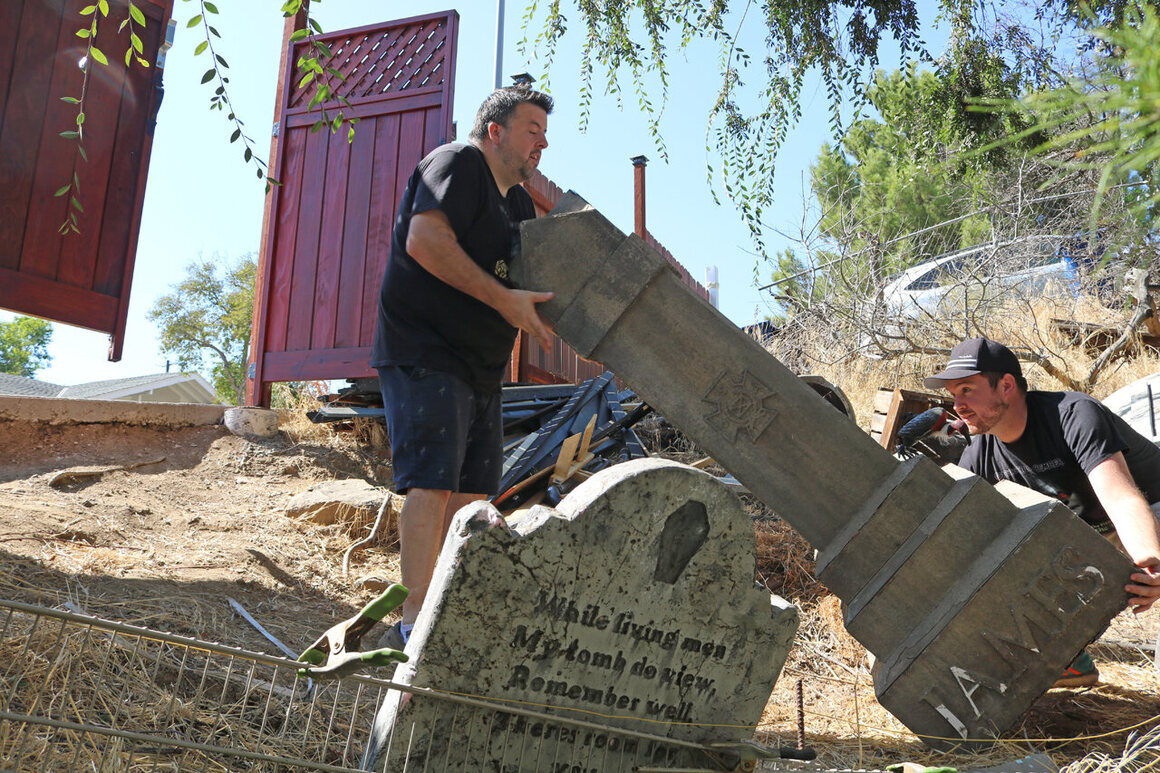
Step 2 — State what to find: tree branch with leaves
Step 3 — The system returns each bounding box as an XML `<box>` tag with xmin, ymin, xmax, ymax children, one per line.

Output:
<box><xmin>148</xmin><ymin>255</ymin><xmax>257</xmax><ymax>405</ymax></box>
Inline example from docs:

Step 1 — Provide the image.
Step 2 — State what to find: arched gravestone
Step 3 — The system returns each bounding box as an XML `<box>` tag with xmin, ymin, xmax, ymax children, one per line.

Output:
<box><xmin>363</xmin><ymin>459</ymin><xmax>799</xmax><ymax>771</ymax></box>
<box><xmin>510</xmin><ymin>193</ymin><xmax>1133</xmax><ymax>750</ymax></box>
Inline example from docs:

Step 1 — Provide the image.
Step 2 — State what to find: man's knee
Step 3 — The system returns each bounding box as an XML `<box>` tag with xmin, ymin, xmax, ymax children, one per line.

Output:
<box><xmin>401</xmin><ymin>488</ymin><xmax>453</xmax><ymax>521</ymax></box>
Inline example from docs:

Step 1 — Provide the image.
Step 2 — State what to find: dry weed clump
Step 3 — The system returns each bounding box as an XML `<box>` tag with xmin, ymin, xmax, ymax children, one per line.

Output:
<box><xmin>1061</xmin><ymin>722</ymin><xmax>1160</xmax><ymax>773</ymax></box>
<box><xmin>765</xmin><ymin>292</ymin><xmax>1160</xmax><ymax>418</ymax></box>
<box><xmin>0</xmin><ymin>605</ymin><xmax>381</xmax><ymax>771</ymax></box>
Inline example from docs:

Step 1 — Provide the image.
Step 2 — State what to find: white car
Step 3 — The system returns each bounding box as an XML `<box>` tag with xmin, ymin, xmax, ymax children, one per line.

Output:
<box><xmin>878</xmin><ymin>235</ymin><xmax>1080</xmax><ymax>321</ymax></box>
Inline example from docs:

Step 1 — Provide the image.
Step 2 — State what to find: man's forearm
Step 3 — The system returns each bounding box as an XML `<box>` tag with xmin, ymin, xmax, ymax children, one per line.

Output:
<box><xmin>405</xmin><ymin>209</ymin><xmax>555</xmax><ymax>349</ymax></box>
<box><xmin>407</xmin><ymin>211</ymin><xmax>511</xmax><ymax>309</ymax></box>
<box><xmin>1089</xmin><ymin>454</ymin><xmax>1160</xmax><ymax>564</ymax></box>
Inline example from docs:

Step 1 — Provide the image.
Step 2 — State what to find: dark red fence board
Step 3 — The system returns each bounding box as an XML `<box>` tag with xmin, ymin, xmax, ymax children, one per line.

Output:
<box><xmin>360</xmin><ymin>112</ymin><xmax>403</xmax><ymax>347</ymax></box>
<box><xmin>312</xmin><ymin>129</ymin><xmax>351</xmax><ymax>351</ymax></box>
<box><xmin>59</xmin><ymin>42</ymin><xmax>123</xmax><ymax>291</ymax></box>
<box><xmin>334</xmin><ymin>124</ymin><xmax>375</xmax><ymax>349</ymax></box>
<box><xmin>0</xmin><ymin>1</ymin><xmax>24</xmax><ymax>122</ymax></box>
<box><xmin>249</xmin><ymin>11</ymin><xmax>458</xmax><ymax>400</ymax></box>
<box><xmin>264</xmin><ymin>129</ymin><xmax>308</xmax><ymax>354</ymax></box>
<box><xmin>0</xmin><ymin>0</ymin><xmax>62</xmax><ymax>271</ymax></box>
<box><xmin>0</xmin><ymin>0</ymin><xmax>171</xmax><ymax>358</ymax></box>
<box><xmin>285</xmin><ymin>128</ymin><xmax>328</xmax><ymax>351</ymax></box>
<box><xmin>0</xmin><ymin>267</ymin><xmax>117</xmax><ymax>330</ymax></box>
<box><xmin>21</xmin><ymin>0</ymin><xmax>86</xmax><ymax>281</ymax></box>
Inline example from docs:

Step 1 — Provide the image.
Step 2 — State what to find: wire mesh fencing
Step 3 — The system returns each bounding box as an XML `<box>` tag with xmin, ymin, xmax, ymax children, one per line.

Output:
<box><xmin>0</xmin><ymin>598</ymin><xmax>387</xmax><ymax>771</ymax></box>
<box><xmin>0</xmin><ymin>599</ymin><xmax>734</xmax><ymax>772</ymax></box>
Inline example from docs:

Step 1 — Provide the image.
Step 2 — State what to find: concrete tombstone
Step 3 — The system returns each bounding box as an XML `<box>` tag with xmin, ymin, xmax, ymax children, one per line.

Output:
<box><xmin>510</xmin><ymin>193</ymin><xmax>1133</xmax><ymax>749</ymax></box>
<box><xmin>363</xmin><ymin>458</ymin><xmax>799</xmax><ymax>771</ymax></box>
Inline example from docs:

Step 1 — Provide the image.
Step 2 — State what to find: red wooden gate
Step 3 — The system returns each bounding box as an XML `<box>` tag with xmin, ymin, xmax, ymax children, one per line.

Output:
<box><xmin>0</xmin><ymin>0</ymin><xmax>172</xmax><ymax>360</ymax></box>
<box><xmin>248</xmin><ymin>10</ymin><xmax>458</xmax><ymax>404</ymax></box>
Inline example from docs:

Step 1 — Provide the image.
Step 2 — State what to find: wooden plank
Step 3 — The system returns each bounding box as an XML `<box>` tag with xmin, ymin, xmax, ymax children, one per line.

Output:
<box><xmin>878</xmin><ymin>389</ymin><xmax>953</xmax><ymax>452</ymax></box>
<box><xmin>873</xmin><ymin>388</ymin><xmax>895</xmax><ymax>414</ymax></box>
<box><xmin>310</xmin><ymin>128</ymin><xmax>351</xmax><ymax>351</ymax></box>
<box><xmin>262</xmin><ymin>347</ymin><xmax>375</xmax><ymax>382</ymax></box>
<box><xmin>264</xmin><ymin>128</ymin><xmax>308</xmax><ymax>353</ymax></box>
<box><xmin>334</xmin><ymin>115</ymin><xmax>376</xmax><ymax>348</ymax></box>
<box><xmin>283</xmin><ymin>86</ymin><xmax>443</xmax><ymax>126</ymax></box>
<box><xmin>395</xmin><ymin>102</ymin><xmax>428</xmax><ymax>182</ymax></box>
<box><xmin>422</xmin><ymin>105</ymin><xmax>442</xmax><ymax>152</ymax></box>
<box><xmin>878</xmin><ymin>390</ymin><xmax>906</xmax><ymax>450</ymax></box>
<box><xmin>0</xmin><ymin>0</ymin><xmax>65</xmax><ymax>271</ymax></box>
<box><xmin>441</xmin><ymin>12</ymin><xmax>458</xmax><ymax>141</ymax></box>
<box><xmin>248</xmin><ymin>3</ymin><xmax>308</xmax><ymax>404</ymax></box>
<box><xmin>107</xmin><ymin>2</ymin><xmax>169</xmax><ymax>359</ymax></box>
<box><xmin>19</xmin><ymin>0</ymin><xmax>90</xmax><ymax>281</ymax></box>
<box><xmin>60</xmin><ymin>29</ymin><xmax>128</xmax><ymax>291</ymax></box>
<box><xmin>291</xmin><ymin>10</ymin><xmax>457</xmax><ymax>50</ymax></box>
<box><xmin>111</xmin><ymin>0</ymin><xmax>174</xmax><ymax>357</ymax></box>
<box><xmin>284</xmin><ymin>127</ymin><xmax>329</xmax><ymax>351</ymax></box>
<box><xmin>359</xmin><ymin>112</ymin><xmax>401</xmax><ymax>348</ymax></box>
<box><xmin>0</xmin><ymin>0</ymin><xmax>25</xmax><ymax>122</ymax></box>
<box><xmin>0</xmin><ymin>267</ymin><xmax>116</xmax><ymax>330</ymax></box>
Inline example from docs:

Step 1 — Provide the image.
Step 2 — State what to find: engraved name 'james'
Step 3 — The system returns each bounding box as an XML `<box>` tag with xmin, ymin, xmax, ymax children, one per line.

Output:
<box><xmin>918</xmin><ymin>545</ymin><xmax>1106</xmax><ymax>739</ymax></box>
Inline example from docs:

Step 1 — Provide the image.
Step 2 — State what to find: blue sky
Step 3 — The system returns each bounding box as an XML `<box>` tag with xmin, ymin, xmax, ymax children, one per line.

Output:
<box><xmin>14</xmin><ymin>0</ymin><xmax>949</xmax><ymax>388</ymax></box>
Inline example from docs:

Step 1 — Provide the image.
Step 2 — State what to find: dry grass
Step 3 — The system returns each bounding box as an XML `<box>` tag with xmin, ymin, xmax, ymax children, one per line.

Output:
<box><xmin>771</xmin><ymin>299</ymin><xmax>1160</xmax><ymax>432</ymax></box>
<box><xmin>0</xmin><ymin>604</ymin><xmax>382</xmax><ymax>771</ymax></box>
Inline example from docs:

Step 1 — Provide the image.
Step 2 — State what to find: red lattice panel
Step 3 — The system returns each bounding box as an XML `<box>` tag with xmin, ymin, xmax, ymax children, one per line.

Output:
<box><xmin>288</xmin><ymin>19</ymin><xmax>450</xmax><ymax>108</ymax></box>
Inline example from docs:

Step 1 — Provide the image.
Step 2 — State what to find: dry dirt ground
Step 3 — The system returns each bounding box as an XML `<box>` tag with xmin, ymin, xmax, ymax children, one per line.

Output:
<box><xmin>0</xmin><ymin>419</ymin><xmax>399</xmax><ymax>656</ymax></box>
<box><xmin>0</xmin><ymin>414</ymin><xmax>1158</xmax><ymax>768</ymax></box>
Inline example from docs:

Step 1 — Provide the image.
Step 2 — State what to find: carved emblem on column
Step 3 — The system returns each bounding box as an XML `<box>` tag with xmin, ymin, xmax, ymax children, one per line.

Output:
<box><xmin>702</xmin><ymin>369</ymin><xmax>779</xmax><ymax>443</ymax></box>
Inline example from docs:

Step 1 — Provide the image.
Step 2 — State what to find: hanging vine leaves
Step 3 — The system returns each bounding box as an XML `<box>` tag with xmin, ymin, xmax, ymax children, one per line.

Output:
<box><xmin>520</xmin><ymin>0</ymin><xmax>930</xmax><ymax>254</ymax></box>
<box><xmin>56</xmin><ymin>0</ymin><xmax>357</xmax><ymax>225</ymax></box>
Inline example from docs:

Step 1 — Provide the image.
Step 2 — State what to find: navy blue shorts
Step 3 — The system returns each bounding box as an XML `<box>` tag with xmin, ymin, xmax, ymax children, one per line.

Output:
<box><xmin>377</xmin><ymin>366</ymin><xmax>503</xmax><ymax>495</ymax></box>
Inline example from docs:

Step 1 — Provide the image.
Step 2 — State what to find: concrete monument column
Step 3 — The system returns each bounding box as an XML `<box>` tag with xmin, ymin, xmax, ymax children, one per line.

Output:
<box><xmin>513</xmin><ymin>193</ymin><xmax>1132</xmax><ymax>749</ymax></box>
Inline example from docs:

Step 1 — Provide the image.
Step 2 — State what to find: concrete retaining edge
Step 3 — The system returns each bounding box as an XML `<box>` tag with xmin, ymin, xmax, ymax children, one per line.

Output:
<box><xmin>0</xmin><ymin>396</ymin><xmax>227</xmax><ymax>427</ymax></box>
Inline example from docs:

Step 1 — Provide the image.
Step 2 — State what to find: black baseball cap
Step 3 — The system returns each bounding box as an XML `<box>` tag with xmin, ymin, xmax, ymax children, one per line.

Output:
<box><xmin>924</xmin><ymin>337</ymin><xmax>1022</xmax><ymax>389</ymax></box>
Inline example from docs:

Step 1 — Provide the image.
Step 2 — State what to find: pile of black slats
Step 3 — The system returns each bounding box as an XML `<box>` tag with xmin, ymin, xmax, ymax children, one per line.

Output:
<box><xmin>306</xmin><ymin>373</ymin><xmax>651</xmax><ymax>507</ymax></box>
<box><xmin>494</xmin><ymin>372</ymin><xmax>651</xmax><ymax>509</ymax></box>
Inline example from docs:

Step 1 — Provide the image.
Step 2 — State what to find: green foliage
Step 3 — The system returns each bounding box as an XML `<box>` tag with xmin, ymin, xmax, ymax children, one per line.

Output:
<box><xmin>978</xmin><ymin>3</ymin><xmax>1160</xmax><ymax>227</ymax></box>
<box><xmin>148</xmin><ymin>255</ymin><xmax>257</xmax><ymax>405</ymax></box>
<box><xmin>520</xmin><ymin>0</ymin><xmax>928</xmax><ymax>251</ymax></box>
<box><xmin>184</xmin><ymin>0</ymin><xmax>275</xmax><ymax>186</ymax></box>
<box><xmin>179</xmin><ymin>0</ymin><xmax>357</xmax><ymax>189</ymax></box>
<box><xmin>0</xmin><ymin>317</ymin><xmax>53</xmax><ymax>378</ymax></box>
<box><xmin>57</xmin><ymin>1</ymin><xmax>153</xmax><ymax>236</ymax></box>
<box><xmin>806</xmin><ymin>54</ymin><xmax>1033</xmax><ymax>285</ymax></box>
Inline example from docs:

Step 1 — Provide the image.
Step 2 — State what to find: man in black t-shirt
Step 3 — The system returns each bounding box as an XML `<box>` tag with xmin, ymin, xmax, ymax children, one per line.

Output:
<box><xmin>369</xmin><ymin>86</ymin><xmax>555</xmax><ymax>647</ymax></box>
<box><xmin>925</xmin><ymin>337</ymin><xmax>1160</xmax><ymax>684</ymax></box>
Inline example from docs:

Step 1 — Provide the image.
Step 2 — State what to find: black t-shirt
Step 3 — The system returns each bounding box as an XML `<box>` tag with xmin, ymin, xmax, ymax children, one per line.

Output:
<box><xmin>370</xmin><ymin>143</ymin><xmax>536</xmax><ymax>391</ymax></box>
<box><xmin>959</xmin><ymin>391</ymin><xmax>1160</xmax><ymax>528</ymax></box>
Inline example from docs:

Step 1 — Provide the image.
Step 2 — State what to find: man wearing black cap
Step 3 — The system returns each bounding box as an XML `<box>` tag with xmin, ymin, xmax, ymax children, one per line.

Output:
<box><xmin>926</xmin><ymin>337</ymin><xmax>1160</xmax><ymax>685</ymax></box>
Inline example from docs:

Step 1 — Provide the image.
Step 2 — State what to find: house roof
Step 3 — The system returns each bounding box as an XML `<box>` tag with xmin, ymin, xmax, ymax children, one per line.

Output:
<box><xmin>0</xmin><ymin>373</ymin><xmax>65</xmax><ymax>397</ymax></box>
<box><xmin>0</xmin><ymin>372</ymin><xmax>219</xmax><ymax>404</ymax></box>
<box><xmin>56</xmin><ymin>373</ymin><xmax>218</xmax><ymax>403</ymax></box>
